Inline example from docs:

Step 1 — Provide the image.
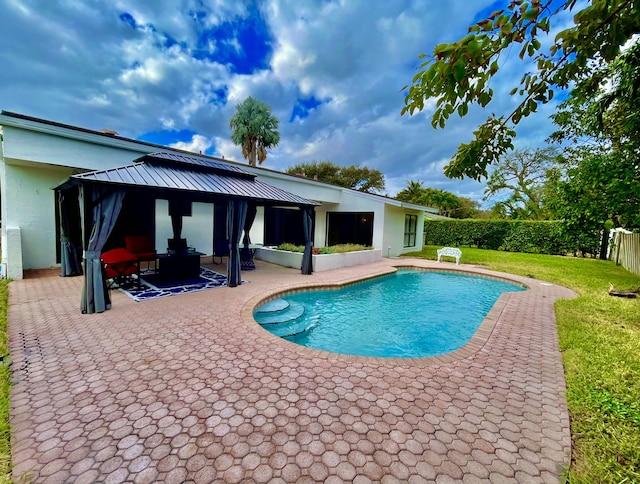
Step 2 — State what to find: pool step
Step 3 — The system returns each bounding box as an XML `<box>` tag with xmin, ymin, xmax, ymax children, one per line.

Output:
<box><xmin>272</xmin><ymin>318</ymin><xmax>318</xmax><ymax>338</ymax></box>
<box><xmin>255</xmin><ymin>298</ymin><xmax>290</xmax><ymax>314</ymax></box>
<box><xmin>254</xmin><ymin>301</ymin><xmax>305</xmax><ymax>325</ymax></box>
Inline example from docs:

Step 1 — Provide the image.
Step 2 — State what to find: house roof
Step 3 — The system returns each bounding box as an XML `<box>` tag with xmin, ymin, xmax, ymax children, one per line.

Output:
<box><xmin>137</xmin><ymin>152</ymin><xmax>253</xmax><ymax>178</ymax></box>
<box><xmin>1</xmin><ymin>111</ymin><xmax>439</xmax><ymax>213</ymax></box>
<box><xmin>70</xmin><ymin>152</ymin><xmax>319</xmax><ymax>206</ymax></box>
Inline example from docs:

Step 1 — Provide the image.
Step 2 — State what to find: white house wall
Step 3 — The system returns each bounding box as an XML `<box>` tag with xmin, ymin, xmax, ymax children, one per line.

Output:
<box><xmin>2</xmin><ymin>125</ymin><xmax>150</xmax><ymax>171</ymax></box>
<box><xmin>1</xmin><ymin>160</ymin><xmax>73</xmax><ymax>274</ymax></box>
<box><xmin>249</xmin><ymin>206</ymin><xmax>265</xmax><ymax>245</ymax></box>
<box><xmin>383</xmin><ymin>204</ymin><xmax>425</xmax><ymax>257</ymax></box>
<box><xmin>155</xmin><ymin>200</ymin><xmax>214</xmax><ymax>255</ymax></box>
<box><xmin>252</xmin><ymin>172</ymin><xmax>342</xmax><ymax>204</ymax></box>
<box><xmin>312</xmin><ymin>203</ymin><xmax>331</xmax><ymax>247</ymax></box>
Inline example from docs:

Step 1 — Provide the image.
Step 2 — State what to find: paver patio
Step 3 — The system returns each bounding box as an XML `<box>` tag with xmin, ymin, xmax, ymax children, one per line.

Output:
<box><xmin>8</xmin><ymin>258</ymin><xmax>576</xmax><ymax>483</ymax></box>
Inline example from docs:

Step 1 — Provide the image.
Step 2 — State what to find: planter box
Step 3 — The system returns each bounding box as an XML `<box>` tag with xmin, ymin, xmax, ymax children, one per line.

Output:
<box><xmin>313</xmin><ymin>249</ymin><xmax>382</xmax><ymax>271</ymax></box>
<box><xmin>255</xmin><ymin>247</ymin><xmax>303</xmax><ymax>269</ymax></box>
<box><xmin>254</xmin><ymin>247</ymin><xmax>382</xmax><ymax>272</ymax></box>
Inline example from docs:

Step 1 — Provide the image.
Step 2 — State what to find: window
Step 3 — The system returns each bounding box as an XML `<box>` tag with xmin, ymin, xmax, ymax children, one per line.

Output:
<box><xmin>327</xmin><ymin>212</ymin><xmax>374</xmax><ymax>246</ymax></box>
<box><xmin>264</xmin><ymin>207</ymin><xmax>308</xmax><ymax>246</ymax></box>
<box><xmin>404</xmin><ymin>214</ymin><xmax>417</xmax><ymax>247</ymax></box>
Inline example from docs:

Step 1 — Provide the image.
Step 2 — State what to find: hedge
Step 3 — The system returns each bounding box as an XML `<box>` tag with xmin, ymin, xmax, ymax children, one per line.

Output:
<box><xmin>423</xmin><ymin>219</ymin><xmax>599</xmax><ymax>255</ymax></box>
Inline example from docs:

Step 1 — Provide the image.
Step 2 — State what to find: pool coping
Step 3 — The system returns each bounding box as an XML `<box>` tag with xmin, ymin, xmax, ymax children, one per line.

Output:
<box><xmin>241</xmin><ymin>264</ymin><xmax>542</xmax><ymax>368</ymax></box>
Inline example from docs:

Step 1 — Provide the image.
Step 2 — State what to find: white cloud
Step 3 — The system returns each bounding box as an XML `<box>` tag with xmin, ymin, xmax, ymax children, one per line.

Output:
<box><xmin>169</xmin><ymin>134</ymin><xmax>213</xmax><ymax>154</ymax></box>
<box><xmin>0</xmin><ymin>0</ymin><xmax>574</xmax><ymax>203</ymax></box>
<box><xmin>213</xmin><ymin>137</ymin><xmax>244</xmax><ymax>162</ymax></box>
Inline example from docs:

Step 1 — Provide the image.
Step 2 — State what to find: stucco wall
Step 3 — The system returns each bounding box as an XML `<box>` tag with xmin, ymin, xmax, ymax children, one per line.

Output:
<box><xmin>1</xmin><ymin>161</ymin><xmax>73</xmax><ymax>273</ymax></box>
<box><xmin>253</xmin><ymin>172</ymin><xmax>342</xmax><ymax>204</ymax></box>
<box><xmin>155</xmin><ymin>200</ymin><xmax>215</xmax><ymax>255</ymax></box>
<box><xmin>2</xmin><ymin>125</ymin><xmax>151</xmax><ymax>171</ymax></box>
<box><xmin>312</xmin><ymin>204</ymin><xmax>330</xmax><ymax>248</ymax></box>
<box><xmin>383</xmin><ymin>204</ymin><xmax>425</xmax><ymax>257</ymax></box>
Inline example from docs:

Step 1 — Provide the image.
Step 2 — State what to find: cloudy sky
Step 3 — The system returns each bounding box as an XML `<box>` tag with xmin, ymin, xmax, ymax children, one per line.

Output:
<box><xmin>0</xmin><ymin>0</ymin><xmax>572</xmax><ymax>204</ymax></box>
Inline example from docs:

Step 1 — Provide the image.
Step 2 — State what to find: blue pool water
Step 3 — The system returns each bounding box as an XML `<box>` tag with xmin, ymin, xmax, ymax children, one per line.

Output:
<box><xmin>254</xmin><ymin>270</ymin><xmax>525</xmax><ymax>358</ymax></box>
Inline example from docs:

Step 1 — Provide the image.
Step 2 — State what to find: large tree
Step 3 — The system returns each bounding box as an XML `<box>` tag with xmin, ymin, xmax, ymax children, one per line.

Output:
<box><xmin>546</xmin><ymin>41</ymin><xmax>640</xmax><ymax>257</ymax></box>
<box><xmin>285</xmin><ymin>161</ymin><xmax>385</xmax><ymax>194</ymax></box>
<box><xmin>455</xmin><ymin>196</ymin><xmax>484</xmax><ymax>219</ymax></box>
<box><xmin>229</xmin><ymin>97</ymin><xmax>280</xmax><ymax>167</ymax></box>
<box><xmin>401</xmin><ymin>0</ymin><xmax>640</xmax><ymax>180</ymax></box>
<box><xmin>546</xmin><ymin>150</ymin><xmax>620</xmax><ymax>257</ymax></box>
<box><xmin>484</xmin><ymin>147</ymin><xmax>562</xmax><ymax>220</ymax></box>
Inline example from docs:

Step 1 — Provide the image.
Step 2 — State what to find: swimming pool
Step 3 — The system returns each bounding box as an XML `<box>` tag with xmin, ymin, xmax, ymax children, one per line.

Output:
<box><xmin>254</xmin><ymin>269</ymin><xmax>525</xmax><ymax>358</ymax></box>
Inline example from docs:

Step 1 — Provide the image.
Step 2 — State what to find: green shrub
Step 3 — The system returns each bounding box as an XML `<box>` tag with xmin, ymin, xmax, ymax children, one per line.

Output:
<box><xmin>499</xmin><ymin>221</ymin><xmax>569</xmax><ymax>254</ymax></box>
<box><xmin>424</xmin><ymin>219</ymin><xmax>596</xmax><ymax>255</ymax></box>
<box><xmin>274</xmin><ymin>243</ymin><xmax>305</xmax><ymax>253</ymax></box>
<box><xmin>273</xmin><ymin>243</ymin><xmax>372</xmax><ymax>254</ymax></box>
<box><xmin>318</xmin><ymin>244</ymin><xmax>372</xmax><ymax>254</ymax></box>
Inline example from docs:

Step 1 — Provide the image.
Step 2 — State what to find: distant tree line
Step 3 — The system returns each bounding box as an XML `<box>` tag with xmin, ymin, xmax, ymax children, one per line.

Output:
<box><xmin>285</xmin><ymin>161</ymin><xmax>386</xmax><ymax>194</ymax></box>
<box><xmin>395</xmin><ymin>181</ymin><xmax>486</xmax><ymax>219</ymax></box>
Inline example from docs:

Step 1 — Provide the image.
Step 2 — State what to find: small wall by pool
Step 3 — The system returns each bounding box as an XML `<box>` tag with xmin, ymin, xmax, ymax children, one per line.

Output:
<box><xmin>255</xmin><ymin>247</ymin><xmax>382</xmax><ymax>271</ymax></box>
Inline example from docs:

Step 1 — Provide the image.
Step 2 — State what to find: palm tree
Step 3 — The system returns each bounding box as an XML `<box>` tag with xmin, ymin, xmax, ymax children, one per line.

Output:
<box><xmin>395</xmin><ymin>180</ymin><xmax>424</xmax><ymax>203</ymax></box>
<box><xmin>229</xmin><ymin>97</ymin><xmax>280</xmax><ymax>167</ymax></box>
<box><xmin>421</xmin><ymin>188</ymin><xmax>461</xmax><ymax>217</ymax></box>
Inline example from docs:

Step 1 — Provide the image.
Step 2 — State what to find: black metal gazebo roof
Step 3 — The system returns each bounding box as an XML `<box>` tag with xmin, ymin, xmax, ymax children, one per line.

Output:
<box><xmin>70</xmin><ymin>152</ymin><xmax>319</xmax><ymax>207</ymax></box>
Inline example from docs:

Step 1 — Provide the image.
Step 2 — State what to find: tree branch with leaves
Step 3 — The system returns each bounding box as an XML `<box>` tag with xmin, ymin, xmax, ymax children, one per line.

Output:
<box><xmin>402</xmin><ymin>0</ymin><xmax>640</xmax><ymax>180</ymax></box>
<box><xmin>484</xmin><ymin>147</ymin><xmax>562</xmax><ymax>220</ymax></box>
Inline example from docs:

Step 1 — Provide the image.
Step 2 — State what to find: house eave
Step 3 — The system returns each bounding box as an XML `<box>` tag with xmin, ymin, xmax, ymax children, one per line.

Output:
<box><xmin>0</xmin><ymin>111</ymin><xmax>157</xmax><ymax>154</ymax></box>
<box><xmin>0</xmin><ymin>111</ymin><xmax>439</xmax><ymax>214</ymax></box>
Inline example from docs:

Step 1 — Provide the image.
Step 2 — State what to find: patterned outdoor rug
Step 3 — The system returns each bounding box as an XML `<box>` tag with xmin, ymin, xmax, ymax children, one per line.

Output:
<box><xmin>113</xmin><ymin>266</ymin><xmax>235</xmax><ymax>302</ymax></box>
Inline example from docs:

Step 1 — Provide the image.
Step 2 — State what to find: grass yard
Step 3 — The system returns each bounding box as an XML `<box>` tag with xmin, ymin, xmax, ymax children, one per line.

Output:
<box><xmin>0</xmin><ymin>280</ymin><xmax>10</xmax><ymax>484</ymax></box>
<box><xmin>409</xmin><ymin>246</ymin><xmax>640</xmax><ymax>483</ymax></box>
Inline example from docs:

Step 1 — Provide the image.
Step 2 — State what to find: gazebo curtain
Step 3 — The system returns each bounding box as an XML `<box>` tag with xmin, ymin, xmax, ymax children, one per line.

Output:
<box><xmin>240</xmin><ymin>203</ymin><xmax>258</xmax><ymax>271</ymax></box>
<box><xmin>213</xmin><ymin>204</ymin><xmax>229</xmax><ymax>260</ymax></box>
<box><xmin>58</xmin><ymin>188</ymin><xmax>83</xmax><ymax>277</ymax></box>
<box><xmin>301</xmin><ymin>206</ymin><xmax>314</xmax><ymax>275</ymax></box>
<box><xmin>80</xmin><ymin>185</ymin><xmax>126</xmax><ymax>314</ymax></box>
<box><xmin>242</xmin><ymin>203</ymin><xmax>257</xmax><ymax>247</ymax></box>
<box><xmin>227</xmin><ymin>199</ymin><xmax>248</xmax><ymax>287</ymax></box>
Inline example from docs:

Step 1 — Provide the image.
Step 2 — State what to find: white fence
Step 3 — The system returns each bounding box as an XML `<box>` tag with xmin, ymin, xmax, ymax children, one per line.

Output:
<box><xmin>609</xmin><ymin>232</ymin><xmax>640</xmax><ymax>275</ymax></box>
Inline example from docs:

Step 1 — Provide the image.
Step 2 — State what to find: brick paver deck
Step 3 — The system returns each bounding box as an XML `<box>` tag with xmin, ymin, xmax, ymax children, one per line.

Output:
<box><xmin>8</xmin><ymin>258</ymin><xmax>576</xmax><ymax>483</ymax></box>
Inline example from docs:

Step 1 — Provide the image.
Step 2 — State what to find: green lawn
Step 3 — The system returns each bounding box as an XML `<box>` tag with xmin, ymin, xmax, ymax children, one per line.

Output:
<box><xmin>0</xmin><ymin>249</ymin><xmax>638</xmax><ymax>482</ymax></box>
<box><xmin>0</xmin><ymin>280</ymin><xmax>10</xmax><ymax>484</ymax></box>
<box><xmin>408</xmin><ymin>246</ymin><xmax>640</xmax><ymax>483</ymax></box>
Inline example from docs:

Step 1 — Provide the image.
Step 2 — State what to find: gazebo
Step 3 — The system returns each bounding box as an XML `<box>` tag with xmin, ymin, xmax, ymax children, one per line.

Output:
<box><xmin>55</xmin><ymin>152</ymin><xmax>318</xmax><ymax>314</ymax></box>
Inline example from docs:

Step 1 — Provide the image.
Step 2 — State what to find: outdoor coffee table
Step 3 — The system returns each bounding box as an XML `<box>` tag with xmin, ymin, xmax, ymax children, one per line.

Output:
<box><xmin>157</xmin><ymin>251</ymin><xmax>204</xmax><ymax>281</ymax></box>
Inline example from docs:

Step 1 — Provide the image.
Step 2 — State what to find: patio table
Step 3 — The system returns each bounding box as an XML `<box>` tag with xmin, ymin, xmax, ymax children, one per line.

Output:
<box><xmin>157</xmin><ymin>251</ymin><xmax>204</xmax><ymax>281</ymax></box>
